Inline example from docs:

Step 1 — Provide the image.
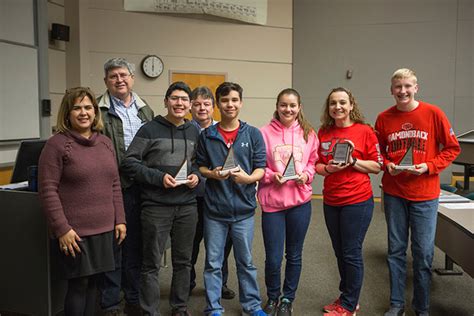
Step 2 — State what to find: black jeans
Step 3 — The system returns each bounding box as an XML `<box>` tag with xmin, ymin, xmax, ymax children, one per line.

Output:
<box><xmin>140</xmin><ymin>204</ymin><xmax>197</xmax><ymax>316</ymax></box>
<box><xmin>99</xmin><ymin>185</ymin><xmax>142</xmax><ymax>309</ymax></box>
<box><xmin>190</xmin><ymin>197</ymin><xmax>233</xmax><ymax>289</ymax></box>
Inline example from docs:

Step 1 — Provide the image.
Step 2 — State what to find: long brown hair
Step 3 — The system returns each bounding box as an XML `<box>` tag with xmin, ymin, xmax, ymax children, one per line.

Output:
<box><xmin>320</xmin><ymin>87</ymin><xmax>367</xmax><ymax>130</ymax></box>
<box><xmin>56</xmin><ymin>87</ymin><xmax>103</xmax><ymax>133</ymax></box>
<box><xmin>273</xmin><ymin>88</ymin><xmax>315</xmax><ymax>142</ymax></box>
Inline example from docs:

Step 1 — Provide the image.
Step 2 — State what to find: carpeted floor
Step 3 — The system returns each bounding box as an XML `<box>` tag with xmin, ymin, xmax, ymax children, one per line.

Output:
<box><xmin>157</xmin><ymin>199</ymin><xmax>473</xmax><ymax>316</ymax></box>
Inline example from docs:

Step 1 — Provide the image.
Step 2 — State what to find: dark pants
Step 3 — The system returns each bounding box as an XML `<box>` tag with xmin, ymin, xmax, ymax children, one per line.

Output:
<box><xmin>262</xmin><ymin>201</ymin><xmax>311</xmax><ymax>302</ymax></box>
<box><xmin>190</xmin><ymin>197</ymin><xmax>233</xmax><ymax>290</ymax></box>
<box><xmin>323</xmin><ymin>197</ymin><xmax>374</xmax><ymax>312</ymax></box>
<box><xmin>140</xmin><ymin>204</ymin><xmax>197</xmax><ymax>316</ymax></box>
<box><xmin>99</xmin><ymin>185</ymin><xmax>142</xmax><ymax>309</ymax></box>
<box><xmin>65</xmin><ymin>275</ymin><xmax>98</xmax><ymax>316</ymax></box>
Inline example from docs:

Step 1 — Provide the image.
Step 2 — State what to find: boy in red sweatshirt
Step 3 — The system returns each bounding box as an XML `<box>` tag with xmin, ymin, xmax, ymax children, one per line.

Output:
<box><xmin>375</xmin><ymin>68</ymin><xmax>460</xmax><ymax>316</ymax></box>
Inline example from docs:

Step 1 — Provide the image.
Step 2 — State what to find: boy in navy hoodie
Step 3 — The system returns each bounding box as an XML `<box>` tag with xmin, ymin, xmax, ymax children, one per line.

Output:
<box><xmin>196</xmin><ymin>82</ymin><xmax>267</xmax><ymax>316</ymax></box>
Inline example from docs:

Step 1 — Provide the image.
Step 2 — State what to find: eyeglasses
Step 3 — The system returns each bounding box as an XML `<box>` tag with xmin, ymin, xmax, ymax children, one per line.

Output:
<box><xmin>168</xmin><ymin>96</ymin><xmax>190</xmax><ymax>102</ymax></box>
<box><xmin>107</xmin><ymin>73</ymin><xmax>132</xmax><ymax>81</ymax></box>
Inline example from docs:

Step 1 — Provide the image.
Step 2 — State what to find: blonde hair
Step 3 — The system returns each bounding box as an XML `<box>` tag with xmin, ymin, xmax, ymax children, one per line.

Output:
<box><xmin>273</xmin><ymin>88</ymin><xmax>315</xmax><ymax>142</ymax></box>
<box><xmin>56</xmin><ymin>87</ymin><xmax>103</xmax><ymax>133</ymax></box>
<box><xmin>391</xmin><ymin>68</ymin><xmax>417</xmax><ymax>83</ymax></box>
<box><xmin>320</xmin><ymin>87</ymin><xmax>367</xmax><ymax>130</ymax></box>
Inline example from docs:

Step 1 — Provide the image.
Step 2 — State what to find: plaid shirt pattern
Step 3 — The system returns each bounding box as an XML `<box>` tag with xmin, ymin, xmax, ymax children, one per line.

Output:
<box><xmin>110</xmin><ymin>94</ymin><xmax>145</xmax><ymax>150</ymax></box>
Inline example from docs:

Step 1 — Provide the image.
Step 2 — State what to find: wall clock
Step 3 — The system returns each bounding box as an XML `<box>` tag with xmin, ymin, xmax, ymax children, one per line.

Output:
<box><xmin>141</xmin><ymin>55</ymin><xmax>164</xmax><ymax>79</ymax></box>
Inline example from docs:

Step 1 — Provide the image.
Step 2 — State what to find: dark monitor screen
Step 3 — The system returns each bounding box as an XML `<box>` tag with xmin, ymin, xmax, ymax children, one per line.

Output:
<box><xmin>10</xmin><ymin>139</ymin><xmax>47</xmax><ymax>183</ymax></box>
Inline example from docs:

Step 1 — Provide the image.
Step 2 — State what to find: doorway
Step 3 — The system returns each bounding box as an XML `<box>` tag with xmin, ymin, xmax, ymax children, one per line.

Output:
<box><xmin>171</xmin><ymin>72</ymin><xmax>226</xmax><ymax>121</ymax></box>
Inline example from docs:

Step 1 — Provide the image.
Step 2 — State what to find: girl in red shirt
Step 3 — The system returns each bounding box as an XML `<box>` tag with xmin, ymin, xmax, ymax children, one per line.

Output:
<box><xmin>316</xmin><ymin>87</ymin><xmax>382</xmax><ymax>316</ymax></box>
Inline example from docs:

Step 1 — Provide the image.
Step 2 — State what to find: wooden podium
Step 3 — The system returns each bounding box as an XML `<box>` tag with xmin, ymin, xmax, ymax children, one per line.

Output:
<box><xmin>0</xmin><ymin>190</ymin><xmax>66</xmax><ymax>315</ymax></box>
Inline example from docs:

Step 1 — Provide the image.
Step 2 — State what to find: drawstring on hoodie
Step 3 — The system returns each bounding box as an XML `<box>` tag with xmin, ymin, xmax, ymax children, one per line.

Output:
<box><xmin>281</xmin><ymin>122</ymin><xmax>295</xmax><ymax>161</ymax></box>
<box><xmin>183</xmin><ymin>128</ymin><xmax>188</xmax><ymax>162</ymax></box>
<box><xmin>155</xmin><ymin>115</ymin><xmax>191</xmax><ymax>171</ymax></box>
<box><xmin>170</xmin><ymin>128</ymin><xmax>175</xmax><ymax>154</ymax></box>
<box><xmin>168</xmin><ymin>122</ymin><xmax>188</xmax><ymax>164</ymax></box>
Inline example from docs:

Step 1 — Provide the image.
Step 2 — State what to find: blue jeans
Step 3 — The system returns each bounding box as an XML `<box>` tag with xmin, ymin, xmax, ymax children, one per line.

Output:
<box><xmin>262</xmin><ymin>201</ymin><xmax>311</xmax><ymax>302</ymax></box>
<box><xmin>203</xmin><ymin>214</ymin><xmax>262</xmax><ymax>315</ymax></box>
<box><xmin>323</xmin><ymin>197</ymin><xmax>374</xmax><ymax>312</ymax></box>
<box><xmin>191</xmin><ymin>197</ymin><xmax>233</xmax><ymax>290</ymax></box>
<box><xmin>140</xmin><ymin>204</ymin><xmax>197</xmax><ymax>316</ymax></box>
<box><xmin>99</xmin><ymin>185</ymin><xmax>142</xmax><ymax>309</ymax></box>
<box><xmin>384</xmin><ymin>193</ymin><xmax>438</xmax><ymax>314</ymax></box>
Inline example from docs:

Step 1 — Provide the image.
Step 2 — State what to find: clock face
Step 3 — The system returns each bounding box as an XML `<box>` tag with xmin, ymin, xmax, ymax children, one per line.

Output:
<box><xmin>141</xmin><ymin>55</ymin><xmax>164</xmax><ymax>78</ymax></box>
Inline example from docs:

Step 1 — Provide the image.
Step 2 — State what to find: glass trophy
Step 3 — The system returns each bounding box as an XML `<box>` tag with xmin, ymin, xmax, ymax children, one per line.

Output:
<box><xmin>332</xmin><ymin>143</ymin><xmax>351</xmax><ymax>164</ymax></box>
<box><xmin>394</xmin><ymin>144</ymin><xmax>415</xmax><ymax>170</ymax></box>
<box><xmin>282</xmin><ymin>153</ymin><xmax>299</xmax><ymax>181</ymax></box>
<box><xmin>174</xmin><ymin>159</ymin><xmax>189</xmax><ymax>185</ymax></box>
<box><xmin>219</xmin><ymin>146</ymin><xmax>240</xmax><ymax>176</ymax></box>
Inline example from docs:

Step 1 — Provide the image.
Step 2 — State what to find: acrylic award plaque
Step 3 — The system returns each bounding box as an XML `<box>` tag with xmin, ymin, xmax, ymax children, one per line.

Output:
<box><xmin>174</xmin><ymin>159</ymin><xmax>189</xmax><ymax>185</ymax></box>
<box><xmin>394</xmin><ymin>145</ymin><xmax>415</xmax><ymax>170</ymax></box>
<box><xmin>282</xmin><ymin>153</ymin><xmax>299</xmax><ymax>181</ymax></box>
<box><xmin>332</xmin><ymin>143</ymin><xmax>351</xmax><ymax>164</ymax></box>
<box><xmin>219</xmin><ymin>146</ymin><xmax>240</xmax><ymax>176</ymax></box>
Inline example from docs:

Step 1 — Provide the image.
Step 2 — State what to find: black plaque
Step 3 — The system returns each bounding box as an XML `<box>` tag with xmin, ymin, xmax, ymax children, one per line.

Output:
<box><xmin>332</xmin><ymin>143</ymin><xmax>351</xmax><ymax>164</ymax></box>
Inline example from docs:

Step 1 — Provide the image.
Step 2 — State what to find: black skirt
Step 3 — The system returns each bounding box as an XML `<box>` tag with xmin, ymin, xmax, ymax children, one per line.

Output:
<box><xmin>50</xmin><ymin>230</ymin><xmax>120</xmax><ymax>280</ymax></box>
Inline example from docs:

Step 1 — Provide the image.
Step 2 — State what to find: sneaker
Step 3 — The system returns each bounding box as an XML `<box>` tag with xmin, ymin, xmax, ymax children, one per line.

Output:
<box><xmin>324</xmin><ymin>305</ymin><xmax>355</xmax><ymax>316</ymax></box>
<box><xmin>276</xmin><ymin>298</ymin><xmax>292</xmax><ymax>316</ymax></box>
<box><xmin>221</xmin><ymin>284</ymin><xmax>236</xmax><ymax>299</ymax></box>
<box><xmin>384</xmin><ymin>306</ymin><xmax>405</xmax><ymax>316</ymax></box>
<box><xmin>209</xmin><ymin>313</ymin><xmax>222</xmax><ymax>316</ymax></box>
<box><xmin>250</xmin><ymin>309</ymin><xmax>268</xmax><ymax>316</ymax></box>
<box><xmin>263</xmin><ymin>299</ymin><xmax>278</xmax><ymax>315</ymax></box>
<box><xmin>323</xmin><ymin>298</ymin><xmax>341</xmax><ymax>312</ymax></box>
<box><xmin>323</xmin><ymin>298</ymin><xmax>360</xmax><ymax>313</ymax></box>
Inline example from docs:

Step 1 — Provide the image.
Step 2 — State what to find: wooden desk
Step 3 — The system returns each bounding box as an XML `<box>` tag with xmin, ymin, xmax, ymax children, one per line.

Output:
<box><xmin>435</xmin><ymin>201</ymin><xmax>474</xmax><ymax>277</ymax></box>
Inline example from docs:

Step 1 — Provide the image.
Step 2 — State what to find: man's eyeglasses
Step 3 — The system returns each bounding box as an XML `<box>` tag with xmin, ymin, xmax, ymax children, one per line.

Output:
<box><xmin>107</xmin><ymin>73</ymin><xmax>132</xmax><ymax>81</ymax></box>
<box><xmin>168</xmin><ymin>96</ymin><xmax>190</xmax><ymax>102</ymax></box>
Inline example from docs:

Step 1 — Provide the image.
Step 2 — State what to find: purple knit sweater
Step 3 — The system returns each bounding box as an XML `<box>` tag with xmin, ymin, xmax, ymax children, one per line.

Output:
<box><xmin>38</xmin><ymin>131</ymin><xmax>125</xmax><ymax>238</ymax></box>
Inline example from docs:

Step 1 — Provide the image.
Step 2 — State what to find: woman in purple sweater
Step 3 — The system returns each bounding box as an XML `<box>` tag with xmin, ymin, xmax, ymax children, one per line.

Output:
<box><xmin>38</xmin><ymin>87</ymin><xmax>126</xmax><ymax>315</ymax></box>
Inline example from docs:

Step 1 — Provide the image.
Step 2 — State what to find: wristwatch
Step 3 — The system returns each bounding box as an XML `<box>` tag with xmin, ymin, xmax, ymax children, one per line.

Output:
<box><xmin>351</xmin><ymin>157</ymin><xmax>357</xmax><ymax>166</ymax></box>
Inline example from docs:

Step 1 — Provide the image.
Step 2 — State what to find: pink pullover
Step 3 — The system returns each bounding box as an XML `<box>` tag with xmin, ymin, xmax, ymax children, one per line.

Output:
<box><xmin>258</xmin><ymin>119</ymin><xmax>319</xmax><ymax>212</ymax></box>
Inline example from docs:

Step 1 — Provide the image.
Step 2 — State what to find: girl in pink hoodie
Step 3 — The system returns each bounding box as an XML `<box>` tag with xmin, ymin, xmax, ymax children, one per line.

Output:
<box><xmin>257</xmin><ymin>88</ymin><xmax>319</xmax><ymax>316</ymax></box>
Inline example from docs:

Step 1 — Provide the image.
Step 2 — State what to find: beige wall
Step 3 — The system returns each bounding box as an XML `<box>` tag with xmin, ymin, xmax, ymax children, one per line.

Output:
<box><xmin>2</xmin><ymin>0</ymin><xmax>292</xmax><ymax>167</ymax></box>
<box><xmin>294</xmin><ymin>0</ymin><xmax>473</xmax><ymax>193</ymax></box>
<box><xmin>60</xmin><ymin>0</ymin><xmax>293</xmax><ymax>129</ymax></box>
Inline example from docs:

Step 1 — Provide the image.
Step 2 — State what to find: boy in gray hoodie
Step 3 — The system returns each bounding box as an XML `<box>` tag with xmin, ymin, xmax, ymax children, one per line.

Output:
<box><xmin>122</xmin><ymin>81</ymin><xmax>199</xmax><ymax>316</ymax></box>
